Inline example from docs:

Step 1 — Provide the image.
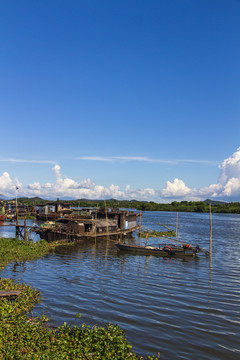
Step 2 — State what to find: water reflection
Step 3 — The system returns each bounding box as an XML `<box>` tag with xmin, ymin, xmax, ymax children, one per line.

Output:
<box><xmin>12</xmin><ymin>261</ymin><xmax>27</xmax><ymax>274</ymax></box>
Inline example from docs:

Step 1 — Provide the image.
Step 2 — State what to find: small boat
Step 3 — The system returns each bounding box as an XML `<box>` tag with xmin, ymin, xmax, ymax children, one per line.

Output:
<box><xmin>115</xmin><ymin>242</ymin><xmax>201</xmax><ymax>257</ymax></box>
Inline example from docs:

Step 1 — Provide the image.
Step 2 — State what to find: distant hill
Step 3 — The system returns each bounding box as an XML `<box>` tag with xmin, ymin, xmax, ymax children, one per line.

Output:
<box><xmin>10</xmin><ymin>197</ymin><xmax>45</xmax><ymax>203</ymax></box>
<box><xmin>204</xmin><ymin>199</ymin><xmax>228</xmax><ymax>205</ymax></box>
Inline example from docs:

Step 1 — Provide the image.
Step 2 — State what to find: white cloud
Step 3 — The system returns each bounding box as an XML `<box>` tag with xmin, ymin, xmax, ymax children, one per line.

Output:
<box><xmin>3</xmin><ymin>164</ymin><xmax>154</xmax><ymax>201</ymax></box>
<box><xmin>0</xmin><ymin>173</ymin><xmax>23</xmax><ymax>197</ymax></box>
<box><xmin>1</xmin><ymin>148</ymin><xmax>240</xmax><ymax>202</ymax></box>
<box><xmin>27</xmin><ymin>182</ymin><xmax>41</xmax><ymax>190</ymax></box>
<box><xmin>125</xmin><ymin>185</ymin><xmax>155</xmax><ymax>200</ymax></box>
<box><xmin>76</xmin><ymin>155</ymin><xmax>218</xmax><ymax>165</ymax></box>
<box><xmin>53</xmin><ymin>164</ymin><xmax>61</xmax><ymax>180</ymax></box>
<box><xmin>160</xmin><ymin>148</ymin><xmax>240</xmax><ymax>201</ymax></box>
<box><xmin>0</xmin><ymin>158</ymin><xmax>56</xmax><ymax>164</ymax></box>
<box><xmin>0</xmin><ymin>172</ymin><xmax>14</xmax><ymax>192</ymax></box>
<box><xmin>79</xmin><ymin>178</ymin><xmax>95</xmax><ymax>189</ymax></box>
<box><xmin>200</xmin><ymin>148</ymin><xmax>240</xmax><ymax>199</ymax></box>
<box><xmin>221</xmin><ymin>178</ymin><xmax>240</xmax><ymax>197</ymax></box>
<box><xmin>218</xmin><ymin>147</ymin><xmax>240</xmax><ymax>183</ymax></box>
<box><xmin>161</xmin><ymin>179</ymin><xmax>191</xmax><ymax>198</ymax></box>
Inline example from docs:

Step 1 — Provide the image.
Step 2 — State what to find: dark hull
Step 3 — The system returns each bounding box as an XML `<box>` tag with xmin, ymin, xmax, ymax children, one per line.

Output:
<box><xmin>115</xmin><ymin>243</ymin><xmax>198</xmax><ymax>257</ymax></box>
<box><xmin>34</xmin><ymin>225</ymin><xmax>141</xmax><ymax>242</ymax></box>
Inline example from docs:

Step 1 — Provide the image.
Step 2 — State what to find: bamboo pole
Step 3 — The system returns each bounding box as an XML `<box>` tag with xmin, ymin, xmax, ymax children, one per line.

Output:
<box><xmin>15</xmin><ymin>187</ymin><xmax>19</xmax><ymax>239</ymax></box>
<box><xmin>94</xmin><ymin>208</ymin><xmax>98</xmax><ymax>244</ymax></box>
<box><xmin>138</xmin><ymin>229</ymin><xmax>141</xmax><ymax>246</ymax></box>
<box><xmin>24</xmin><ymin>217</ymin><xmax>28</xmax><ymax>242</ymax></box>
<box><xmin>209</xmin><ymin>204</ymin><xmax>212</xmax><ymax>256</ymax></box>
<box><xmin>104</xmin><ymin>199</ymin><xmax>109</xmax><ymax>240</ymax></box>
<box><xmin>176</xmin><ymin>212</ymin><xmax>178</xmax><ymax>241</ymax></box>
<box><xmin>145</xmin><ymin>229</ymin><xmax>149</xmax><ymax>247</ymax></box>
<box><xmin>16</xmin><ymin>194</ymin><xmax>18</xmax><ymax>226</ymax></box>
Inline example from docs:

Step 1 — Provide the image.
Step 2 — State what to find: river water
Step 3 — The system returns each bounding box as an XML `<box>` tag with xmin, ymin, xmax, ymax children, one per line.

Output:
<box><xmin>1</xmin><ymin>211</ymin><xmax>240</xmax><ymax>359</ymax></box>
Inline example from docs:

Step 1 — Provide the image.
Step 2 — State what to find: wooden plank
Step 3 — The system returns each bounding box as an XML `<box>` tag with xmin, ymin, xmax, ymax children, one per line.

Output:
<box><xmin>0</xmin><ymin>290</ymin><xmax>21</xmax><ymax>297</ymax></box>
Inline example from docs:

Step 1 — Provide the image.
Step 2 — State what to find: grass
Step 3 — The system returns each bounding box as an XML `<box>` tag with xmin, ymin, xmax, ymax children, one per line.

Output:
<box><xmin>0</xmin><ymin>239</ymin><xmax>159</xmax><ymax>359</ymax></box>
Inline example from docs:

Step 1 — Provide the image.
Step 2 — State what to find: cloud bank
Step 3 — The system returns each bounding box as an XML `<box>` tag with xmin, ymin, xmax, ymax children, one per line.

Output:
<box><xmin>160</xmin><ymin>147</ymin><xmax>240</xmax><ymax>201</ymax></box>
<box><xmin>1</xmin><ymin>148</ymin><xmax>240</xmax><ymax>202</ymax></box>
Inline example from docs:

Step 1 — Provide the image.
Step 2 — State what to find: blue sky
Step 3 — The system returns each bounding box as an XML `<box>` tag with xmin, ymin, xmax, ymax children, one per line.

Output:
<box><xmin>0</xmin><ymin>0</ymin><xmax>240</xmax><ymax>202</ymax></box>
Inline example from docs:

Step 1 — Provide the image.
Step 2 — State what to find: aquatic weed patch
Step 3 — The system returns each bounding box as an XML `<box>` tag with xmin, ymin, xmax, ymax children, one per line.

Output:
<box><xmin>0</xmin><ymin>237</ymin><xmax>52</xmax><ymax>270</ymax></box>
<box><xmin>0</xmin><ymin>280</ymin><xmax>158</xmax><ymax>359</ymax></box>
<box><xmin>0</xmin><ymin>278</ymin><xmax>40</xmax><ymax>318</ymax></box>
<box><xmin>140</xmin><ymin>230</ymin><xmax>176</xmax><ymax>238</ymax></box>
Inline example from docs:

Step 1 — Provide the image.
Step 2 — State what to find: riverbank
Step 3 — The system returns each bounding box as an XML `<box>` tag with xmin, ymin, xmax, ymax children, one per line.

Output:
<box><xmin>0</xmin><ymin>238</ymin><xmax>158</xmax><ymax>359</ymax></box>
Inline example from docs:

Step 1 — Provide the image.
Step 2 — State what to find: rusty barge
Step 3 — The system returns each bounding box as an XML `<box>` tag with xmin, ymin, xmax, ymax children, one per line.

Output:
<box><xmin>34</xmin><ymin>207</ymin><xmax>142</xmax><ymax>242</ymax></box>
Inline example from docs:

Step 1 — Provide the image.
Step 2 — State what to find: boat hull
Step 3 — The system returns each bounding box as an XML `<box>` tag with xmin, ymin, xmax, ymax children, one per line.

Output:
<box><xmin>115</xmin><ymin>243</ymin><xmax>198</xmax><ymax>257</ymax></box>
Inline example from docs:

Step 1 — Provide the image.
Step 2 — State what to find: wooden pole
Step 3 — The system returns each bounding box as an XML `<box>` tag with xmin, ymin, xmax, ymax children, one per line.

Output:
<box><xmin>104</xmin><ymin>199</ymin><xmax>109</xmax><ymax>240</ymax></box>
<box><xmin>145</xmin><ymin>229</ymin><xmax>149</xmax><ymax>247</ymax></box>
<box><xmin>16</xmin><ymin>192</ymin><xmax>18</xmax><ymax>226</ymax></box>
<box><xmin>24</xmin><ymin>217</ymin><xmax>28</xmax><ymax>242</ymax></box>
<box><xmin>209</xmin><ymin>204</ymin><xmax>212</xmax><ymax>256</ymax></box>
<box><xmin>176</xmin><ymin>212</ymin><xmax>178</xmax><ymax>240</ymax></box>
<box><xmin>15</xmin><ymin>187</ymin><xmax>19</xmax><ymax>239</ymax></box>
<box><xmin>138</xmin><ymin>229</ymin><xmax>141</xmax><ymax>246</ymax></box>
<box><xmin>94</xmin><ymin>208</ymin><xmax>97</xmax><ymax>244</ymax></box>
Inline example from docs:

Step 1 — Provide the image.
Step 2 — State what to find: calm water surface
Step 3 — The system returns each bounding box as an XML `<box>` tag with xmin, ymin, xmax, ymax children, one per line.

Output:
<box><xmin>1</xmin><ymin>212</ymin><xmax>240</xmax><ymax>359</ymax></box>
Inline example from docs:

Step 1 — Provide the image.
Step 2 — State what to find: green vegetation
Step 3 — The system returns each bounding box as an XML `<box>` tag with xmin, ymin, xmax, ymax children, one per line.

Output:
<box><xmin>0</xmin><ymin>239</ymin><xmax>158</xmax><ymax>359</ymax></box>
<box><xmin>17</xmin><ymin>215</ymin><xmax>36</xmax><ymax>220</ymax></box>
<box><xmin>0</xmin><ymin>238</ymin><xmax>52</xmax><ymax>270</ymax></box>
<box><xmin>14</xmin><ymin>197</ymin><xmax>240</xmax><ymax>214</ymax></box>
<box><xmin>140</xmin><ymin>230</ymin><xmax>176</xmax><ymax>238</ymax></box>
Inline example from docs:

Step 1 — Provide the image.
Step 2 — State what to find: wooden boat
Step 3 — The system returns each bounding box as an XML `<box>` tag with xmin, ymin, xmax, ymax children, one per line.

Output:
<box><xmin>33</xmin><ymin>208</ymin><xmax>142</xmax><ymax>242</ymax></box>
<box><xmin>115</xmin><ymin>242</ymin><xmax>200</xmax><ymax>257</ymax></box>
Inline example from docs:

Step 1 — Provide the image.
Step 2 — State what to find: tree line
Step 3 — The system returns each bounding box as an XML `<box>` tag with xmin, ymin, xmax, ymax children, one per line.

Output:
<box><xmin>14</xmin><ymin>197</ymin><xmax>240</xmax><ymax>214</ymax></box>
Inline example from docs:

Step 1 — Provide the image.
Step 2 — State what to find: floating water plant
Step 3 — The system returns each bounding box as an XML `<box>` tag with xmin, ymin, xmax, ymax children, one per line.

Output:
<box><xmin>0</xmin><ymin>237</ymin><xmax>53</xmax><ymax>270</ymax></box>
<box><xmin>140</xmin><ymin>229</ymin><xmax>176</xmax><ymax>238</ymax></box>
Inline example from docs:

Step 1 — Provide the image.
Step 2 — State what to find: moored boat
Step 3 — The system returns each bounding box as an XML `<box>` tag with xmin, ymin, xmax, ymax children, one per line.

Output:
<box><xmin>33</xmin><ymin>207</ymin><xmax>142</xmax><ymax>242</ymax></box>
<box><xmin>115</xmin><ymin>242</ymin><xmax>200</xmax><ymax>257</ymax></box>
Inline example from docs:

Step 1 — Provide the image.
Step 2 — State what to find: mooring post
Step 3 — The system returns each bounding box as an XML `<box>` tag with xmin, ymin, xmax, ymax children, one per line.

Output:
<box><xmin>176</xmin><ymin>212</ymin><xmax>178</xmax><ymax>241</ymax></box>
<box><xmin>209</xmin><ymin>204</ymin><xmax>212</xmax><ymax>257</ymax></box>
<box><xmin>145</xmin><ymin>230</ymin><xmax>149</xmax><ymax>247</ymax></box>
<box><xmin>15</xmin><ymin>225</ymin><xmax>19</xmax><ymax>238</ymax></box>
<box><xmin>24</xmin><ymin>217</ymin><xmax>28</xmax><ymax>241</ymax></box>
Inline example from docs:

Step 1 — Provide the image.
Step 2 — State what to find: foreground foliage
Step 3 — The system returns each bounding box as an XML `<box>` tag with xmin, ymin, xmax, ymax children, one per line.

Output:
<box><xmin>0</xmin><ymin>278</ymin><xmax>157</xmax><ymax>359</ymax></box>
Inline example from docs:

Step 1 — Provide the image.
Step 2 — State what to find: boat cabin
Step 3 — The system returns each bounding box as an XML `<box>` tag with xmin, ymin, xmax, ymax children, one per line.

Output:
<box><xmin>36</xmin><ymin>202</ymin><xmax>72</xmax><ymax>220</ymax></box>
<box><xmin>36</xmin><ymin>207</ymin><xmax>142</xmax><ymax>241</ymax></box>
